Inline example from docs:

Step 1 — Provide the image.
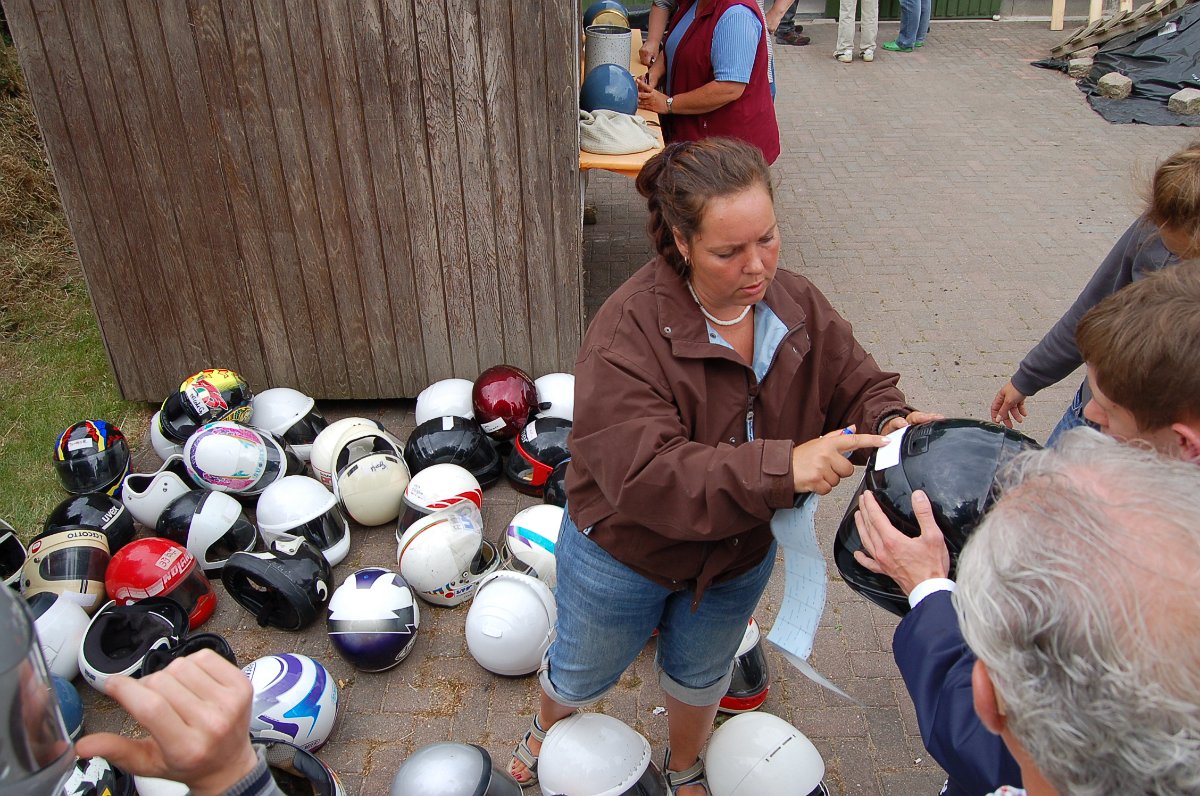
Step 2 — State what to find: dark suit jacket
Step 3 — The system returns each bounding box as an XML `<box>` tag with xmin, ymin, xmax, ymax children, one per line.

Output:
<box><xmin>893</xmin><ymin>590</ymin><xmax>1023</xmax><ymax>795</ymax></box>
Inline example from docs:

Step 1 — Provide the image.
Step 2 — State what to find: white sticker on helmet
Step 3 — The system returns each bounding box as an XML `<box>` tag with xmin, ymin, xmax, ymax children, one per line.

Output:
<box><xmin>67</xmin><ymin>438</ymin><xmax>95</xmax><ymax>452</ymax></box>
<box><xmin>443</xmin><ymin>416</ymin><xmax>454</xmax><ymax>431</ymax></box>
<box><xmin>874</xmin><ymin>426</ymin><xmax>909</xmax><ymax>471</ymax></box>
<box><xmin>480</xmin><ymin>417</ymin><xmax>506</xmax><ymax>434</ymax></box>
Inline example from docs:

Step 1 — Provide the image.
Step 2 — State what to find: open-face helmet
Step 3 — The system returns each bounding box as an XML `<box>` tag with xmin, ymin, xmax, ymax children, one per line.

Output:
<box><xmin>21</xmin><ymin>528</ymin><xmax>110</xmax><ymax>615</ymax></box>
<box><xmin>534</xmin><ymin>373</ymin><xmax>575</xmax><ymax>422</ymax></box>
<box><xmin>156</xmin><ymin>490</ymin><xmax>257</xmax><ymax>573</ymax></box>
<box><xmin>183</xmin><ymin>422</ymin><xmax>302</xmax><ymax>498</ymax></box>
<box><xmin>472</xmin><ymin>365</ymin><xmax>537</xmax><ymax>441</ymax></box>
<box><xmin>45</xmin><ymin>493</ymin><xmax>135</xmax><ymax>554</ymax></box>
<box><xmin>504</xmin><ymin>418</ymin><xmax>572</xmax><ymax>497</ymax></box>
<box><xmin>222</xmin><ymin>537</ymin><xmax>332</xmax><ymax>630</ymax></box>
<box><xmin>543</xmin><ymin>461</ymin><xmax>569</xmax><ymax>508</ymax></box>
<box><xmin>106</xmin><ymin>537</ymin><xmax>217</xmax><ymax>629</ymax></box>
<box><xmin>396</xmin><ymin>504</ymin><xmax>500</xmax><ymax>606</ymax></box>
<box><xmin>391</xmin><ymin>743</ymin><xmax>522</xmax><ymax>796</ymax></box>
<box><xmin>251</xmin><ymin>387</ymin><xmax>328</xmax><ymax>462</ymax></box>
<box><xmin>502</xmin><ymin>505</ymin><xmax>564</xmax><ymax>588</ymax></box>
<box><xmin>243</xmin><ymin>653</ymin><xmax>339</xmax><ymax>751</ymax></box>
<box><xmin>465</xmin><ymin>571</ymin><xmax>556</xmax><ymax>676</ymax></box>
<box><xmin>415</xmin><ymin>379</ymin><xmax>476</xmax><ymax>426</ymax></box>
<box><xmin>579</xmin><ymin>64</ymin><xmax>639</xmax><ymax>115</ymax></box>
<box><xmin>53</xmin><ymin>420</ymin><xmax>130</xmax><ymax>497</ymax></box>
<box><xmin>331</xmin><ymin>427</ymin><xmax>410</xmax><ymax>527</ymax></box>
<box><xmin>309</xmin><ymin>417</ymin><xmax>386</xmax><ymax>488</ymax></box>
<box><xmin>398</xmin><ymin>464</ymin><xmax>484</xmax><ymax>536</ymax></box>
<box><xmin>257</xmin><ymin>476</ymin><xmax>351</xmax><ymax>566</ymax></box>
<box><xmin>253</xmin><ymin>738</ymin><xmax>347</xmax><ymax>796</ymax></box>
<box><xmin>404</xmin><ymin>416</ymin><xmax>502</xmax><ymax>488</ymax></box>
<box><xmin>28</xmin><ymin>591</ymin><xmax>90</xmax><ymax>680</ymax></box>
<box><xmin>121</xmin><ymin>455</ymin><xmax>196</xmax><ymax>530</ymax></box>
<box><xmin>719</xmin><ymin>617</ymin><xmax>770</xmax><ymax>714</ymax></box>
<box><xmin>141</xmin><ymin>631</ymin><xmax>237</xmax><ymax>676</ymax></box>
<box><xmin>706</xmin><ymin>713</ymin><xmax>829</xmax><ymax>796</ymax></box>
<box><xmin>326</xmin><ymin>568</ymin><xmax>421</xmax><ymax>672</ymax></box>
<box><xmin>538</xmin><ymin>713</ymin><xmax>668</xmax><ymax>796</ymax></box>
<box><xmin>148</xmin><ymin>410</ymin><xmax>184</xmax><ymax>461</ymax></box>
<box><xmin>157</xmin><ymin>368</ymin><xmax>254</xmax><ymax>445</ymax></box>
<box><xmin>2</xmin><ymin>518</ymin><xmax>27</xmax><ymax>588</ymax></box>
<box><xmin>59</xmin><ymin>757</ymin><xmax>134</xmax><ymax>796</ymax></box>
<box><xmin>77</xmin><ymin>597</ymin><xmax>189</xmax><ymax>694</ymax></box>
<box><xmin>834</xmin><ymin>419</ymin><xmax>1040</xmax><ymax>616</ymax></box>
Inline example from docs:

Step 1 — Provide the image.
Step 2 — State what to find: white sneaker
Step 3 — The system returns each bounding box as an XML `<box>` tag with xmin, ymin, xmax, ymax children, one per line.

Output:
<box><xmin>835</xmin><ymin>49</ymin><xmax>853</xmax><ymax>63</ymax></box>
<box><xmin>861</xmin><ymin>47</ymin><xmax>875</xmax><ymax>62</ymax></box>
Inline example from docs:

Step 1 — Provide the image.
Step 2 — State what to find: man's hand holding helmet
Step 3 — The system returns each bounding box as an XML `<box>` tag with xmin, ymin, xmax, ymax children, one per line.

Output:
<box><xmin>852</xmin><ymin>489</ymin><xmax>950</xmax><ymax>596</ymax></box>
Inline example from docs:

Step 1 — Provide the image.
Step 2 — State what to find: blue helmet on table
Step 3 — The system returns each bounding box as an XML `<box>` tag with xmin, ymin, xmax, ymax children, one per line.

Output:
<box><xmin>580</xmin><ymin>64</ymin><xmax>638</xmax><ymax>115</ymax></box>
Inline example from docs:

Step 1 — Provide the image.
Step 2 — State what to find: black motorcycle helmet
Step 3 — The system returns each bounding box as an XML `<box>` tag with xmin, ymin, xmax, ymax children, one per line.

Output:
<box><xmin>222</xmin><ymin>537</ymin><xmax>332</xmax><ymax>631</ymax></box>
<box><xmin>156</xmin><ymin>490</ymin><xmax>258</xmax><ymax>573</ymax></box>
<box><xmin>44</xmin><ymin>493</ymin><xmax>136</xmax><ymax>554</ymax></box>
<box><xmin>53</xmin><ymin>420</ymin><xmax>130</xmax><ymax>497</ymax></box>
<box><xmin>404</xmin><ymin>416</ymin><xmax>503</xmax><ymax>489</ymax></box>
<box><xmin>158</xmin><ymin>368</ymin><xmax>254</xmax><ymax>445</ymax></box>
<box><xmin>504</xmin><ymin>418</ymin><xmax>572</xmax><ymax>497</ymax></box>
<box><xmin>78</xmin><ymin>597</ymin><xmax>191</xmax><ymax>693</ymax></box>
<box><xmin>141</xmin><ymin>632</ymin><xmax>237</xmax><ymax>675</ymax></box>
<box><xmin>720</xmin><ymin>618</ymin><xmax>770</xmax><ymax>714</ymax></box>
<box><xmin>543</xmin><ymin>460</ymin><xmax>569</xmax><ymax>508</ymax></box>
<box><xmin>1</xmin><ymin>519</ymin><xmax>27</xmax><ymax>588</ymax></box>
<box><xmin>834</xmin><ymin>419</ymin><xmax>1041</xmax><ymax>616</ymax></box>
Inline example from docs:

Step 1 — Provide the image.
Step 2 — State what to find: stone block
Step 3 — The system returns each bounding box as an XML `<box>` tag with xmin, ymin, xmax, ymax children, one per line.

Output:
<box><xmin>1067</xmin><ymin>57</ymin><xmax>1093</xmax><ymax>78</ymax></box>
<box><xmin>1169</xmin><ymin>87</ymin><xmax>1200</xmax><ymax>114</ymax></box>
<box><xmin>1070</xmin><ymin>45</ymin><xmax>1099</xmax><ymax>59</ymax></box>
<box><xmin>1098</xmin><ymin>71</ymin><xmax>1133</xmax><ymax>99</ymax></box>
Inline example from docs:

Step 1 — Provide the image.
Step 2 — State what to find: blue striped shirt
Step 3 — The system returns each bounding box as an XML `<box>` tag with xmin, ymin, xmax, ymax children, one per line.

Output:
<box><xmin>665</xmin><ymin>4</ymin><xmax>764</xmax><ymax>95</ymax></box>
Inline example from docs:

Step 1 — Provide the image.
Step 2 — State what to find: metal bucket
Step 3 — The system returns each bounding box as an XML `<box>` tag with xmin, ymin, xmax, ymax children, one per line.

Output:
<box><xmin>584</xmin><ymin>25</ymin><xmax>633</xmax><ymax>78</ymax></box>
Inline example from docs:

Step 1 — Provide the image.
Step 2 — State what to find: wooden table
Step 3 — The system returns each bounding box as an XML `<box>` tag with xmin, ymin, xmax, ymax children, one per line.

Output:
<box><xmin>579</xmin><ymin>28</ymin><xmax>665</xmax><ymax>180</ymax></box>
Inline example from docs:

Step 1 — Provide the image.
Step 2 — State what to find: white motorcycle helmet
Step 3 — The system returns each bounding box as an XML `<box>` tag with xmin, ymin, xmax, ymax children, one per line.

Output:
<box><xmin>534</xmin><ymin>373</ymin><xmax>575</xmax><ymax>422</ymax></box>
<box><xmin>26</xmin><ymin>591</ymin><xmax>90</xmax><ymax>680</ymax></box>
<box><xmin>465</xmin><ymin>571</ymin><xmax>556</xmax><ymax>676</ymax></box>
<box><xmin>257</xmin><ymin>476</ymin><xmax>351</xmax><ymax>566</ymax></box>
<box><xmin>538</xmin><ymin>713</ymin><xmax>668</xmax><ymax>796</ymax></box>
<box><xmin>395</xmin><ymin>504</ymin><xmax>500</xmax><ymax>607</ymax></box>
<box><xmin>251</xmin><ymin>388</ymin><xmax>329</xmax><ymax>463</ymax></box>
<box><xmin>398</xmin><ymin>463</ymin><xmax>484</xmax><ymax>534</ymax></box>
<box><xmin>414</xmin><ymin>379</ymin><xmax>476</xmax><ymax>426</ymax></box>
<box><xmin>501</xmin><ymin>505</ymin><xmax>564</xmax><ymax>588</ymax></box>
<box><xmin>309</xmin><ymin>417</ymin><xmax>385</xmax><ymax>488</ymax></box>
<box><xmin>391</xmin><ymin>743</ymin><xmax>521</xmax><ymax>796</ymax></box>
<box><xmin>243</xmin><ymin>653</ymin><xmax>339</xmax><ymax>751</ymax></box>
<box><xmin>184</xmin><ymin>422</ymin><xmax>302</xmax><ymax>498</ymax></box>
<box><xmin>705</xmin><ymin>713</ymin><xmax>829</xmax><ymax>796</ymax></box>
<box><xmin>148</xmin><ymin>410</ymin><xmax>184</xmax><ymax>461</ymax></box>
<box><xmin>156</xmin><ymin>490</ymin><xmax>258</xmax><ymax>573</ymax></box>
<box><xmin>331</xmin><ymin>427</ymin><xmax>410</xmax><ymax>527</ymax></box>
<box><xmin>121</xmin><ymin>455</ymin><xmax>195</xmax><ymax>530</ymax></box>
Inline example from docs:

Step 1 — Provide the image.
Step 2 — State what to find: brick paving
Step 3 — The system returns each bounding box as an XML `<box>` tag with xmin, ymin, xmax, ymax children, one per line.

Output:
<box><xmin>82</xmin><ymin>21</ymin><xmax>1196</xmax><ymax>795</ymax></box>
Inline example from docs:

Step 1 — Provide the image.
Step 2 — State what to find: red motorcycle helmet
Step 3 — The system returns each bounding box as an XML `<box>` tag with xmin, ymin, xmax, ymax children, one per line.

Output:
<box><xmin>472</xmin><ymin>365</ymin><xmax>537</xmax><ymax>441</ymax></box>
<box><xmin>106</xmin><ymin>537</ymin><xmax>217</xmax><ymax>629</ymax></box>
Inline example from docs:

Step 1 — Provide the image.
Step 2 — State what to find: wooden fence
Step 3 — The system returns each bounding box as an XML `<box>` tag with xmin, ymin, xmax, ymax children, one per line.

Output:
<box><xmin>5</xmin><ymin>0</ymin><xmax>582</xmax><ymax>401</ymax></box>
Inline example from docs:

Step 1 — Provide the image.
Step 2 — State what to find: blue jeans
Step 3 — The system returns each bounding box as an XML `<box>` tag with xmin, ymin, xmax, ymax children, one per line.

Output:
<box><xmin>897</xmin><ymin>0</ymin><xmax>931</xmax><ymax>47</ymax></box>
<box><xmin>541</xmin><ymin>511</ymin><xmax>776</xmax><ymax>707</ymax></box>
<box><xmin>1046</xmin><ymin>381</ymin><xmax>1099</xmax><ymax>448</ymax></box>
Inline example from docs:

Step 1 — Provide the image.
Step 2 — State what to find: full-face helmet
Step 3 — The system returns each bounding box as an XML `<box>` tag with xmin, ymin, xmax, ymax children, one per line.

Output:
<box><xmin>222</xmin><ymin>537</ymin><xmax>332</xmax><ymax>631</ymax></box>
<box><xmin>156</xmin><ymin>490</ymin><xmax>257</xmax><ymax>573</ymax></box>
<box><xmin>121</xmin><ymin>455</ymin><xmax>196</xmax><ymax>530</ymax></box>
<box><xmin>59</xmin><ymin>756</ymin><xmax>135</xmax><ymax>796</ymax></box>
<box><xmin>501</xmin><ymin>505</ymin><xmax>564</xmax><ymax>588</ymax></box>
<box><xmin>250</xmin><ymin>387</ymin><xmax>328</xmax><ymax>462</ymax></box>
<box><xmin>330</xmin><ymin>428</ymin><xmax>410</xmax><ymax>526</ymax></box>
<box><xmin>53</xmin><ymin>420</ymin><xmax>130</xmax><ymax>497</ymax></box>
<box><xmin>21</xmin><ymin>528</ymin><xmax>110</xmax><ymax>615</ymax></box>
<box><xmin>243</xmin><ymin>653</ymin><xmax>339</xmax><ymax>751</ymax></box>
<box><xmin>309</xmin><ymin>417</ymin><xmax>386</xmax><ymax>488</ymax></box>
<box><xmin>398</xmin><ymin>464</ymin><xmax>484</xmax><ymax>536</ymax></box>
<box><xmin>415</xmin><ymin>379</ymin><xmax>476</xmax><ymax>426</ymax></box>
<box><xmin>534</xmin><ymin>373</ymin><xmax>575</xmax><ymax>422</ymax></box>
<box><xmin>465</xmin><ymin>571</ymin><xmax>556</xmax><ymax>676</ymax></box>
<box><xmin>28</xmin><ymin>591</ymin><xmax>90</xmax><ymax>680</ymax></box>
<box><xmin>183</xmin><ymin>422</ymin><xmax>302</xmax><ymax>498</ymax></box>
<box><xmin>256</xmin><ymin>476</ymin><xmax>351</xmax><ymax>566</ymax></box>
<box><xmin>77</xmin><ymin>597</ymin><xmax>189</xmax><ymax>694</ymax></box>
<box><xmin>148</xmin><ymin>410</ymin><xmax>184</xmax><ymax>461</ymax></box>
<box><xmin>472</xmin><ymin>365</ymin><xmax>537</xmax><ymax>441</ymax></box>
<box><xmin>1</xmin><ymin>518</ymin><xmax>27</xmax><ymax>588</ymax></box>
<box><xmin>719</xmin><ymin>617</ymin><xmax>770</xmax><ymax>714</ymax></box>
<box><xmin>44</xmin><ymin>493</ymin><xmax>136</xmax><ymax>554</ymax></box>
<box><xmin>326</xmin><ymin>568</ymin><xmax>421</xmax><ymax>672</ymax></box>
<box><xmin>543</xmin><ymin>461</ymin><xmax>569</xmax><ymax>508</ymax></box>
<box><xmin>396</xmin><ymin>504</ymin><xmax>500</xmax><ymax>606</ymax></box>
<box><xmin>253</xmin><ymin>738</ymin><xmax>347</xmax><ymax>796</ymax></box>
<box><xmin>141</xmin><ymin>632</ymin><xmax>237</xmax><ymax>676</ymax></box>
<box><xmin>504</xmin><ymin>418</ymin><xmax>572</xmax><ymax>497</ymax></box>
<box><xmin>834</xmin><ymin>419</ymin><xmax>1040</xmax><ymax>616</ymax></box>
<box><xmin>706</xmin><ymin>713</ymin><xmax>829</xmax><ymax>796</ymax></box>
<box><xmin>157</xmin><ymin>368</ymin><xmax>254</xmax><ymax>445</ymax></box>
<box><xmin>391</xmin><ymin>743</ymin><xmax>522</xmax><ymax>796</ymax></box>
<box><xmin>538</xmin><ymin>713</ymin><xmax>669</xmax><ymax>796</ymax></box>
<box><xmin>105</xmin><ymin>537</ymin><xmax>217</xmax><ymax>629</ymax></box>
<box><xmin>404</xmin><ymin>416</ymin><xmax>502</xmax><ymax>488</ymax></box>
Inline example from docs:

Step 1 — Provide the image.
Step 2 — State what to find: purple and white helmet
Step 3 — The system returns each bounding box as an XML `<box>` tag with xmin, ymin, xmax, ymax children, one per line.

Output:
<box><xmin>243</xmin><ymin>653</ymin><xmax>339</xmax><ymax>751</ymax></box>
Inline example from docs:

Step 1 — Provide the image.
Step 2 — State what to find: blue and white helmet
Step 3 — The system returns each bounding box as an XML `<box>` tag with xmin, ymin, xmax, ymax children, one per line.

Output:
<box><xmin>501</xmin><ymin>505</ymin><xmax>564</xmax><ymax>588</ymax></box>
<box><xmin>243</xmin><ymin>653</ymin><xmax>339</xmax><ymax>751</ymax></box>
<box><xmin>326</xmin><ymin>568</ymin><xmax>420</xmax><ymax>672</ymax></box>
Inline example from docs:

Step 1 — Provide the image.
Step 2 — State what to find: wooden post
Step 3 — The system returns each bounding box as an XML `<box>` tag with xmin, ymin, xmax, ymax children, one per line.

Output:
<box><xmin>1051</xmin><ymin>0</ymin><xmax>1067</xmax><ymax>29</ymax></box>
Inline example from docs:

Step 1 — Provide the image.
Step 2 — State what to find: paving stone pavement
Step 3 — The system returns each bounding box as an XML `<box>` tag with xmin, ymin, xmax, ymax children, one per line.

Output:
<box><xmin>81</xmin><ymin>20</ymin><xmax>1196</xmax><ymax>795</ymax></box>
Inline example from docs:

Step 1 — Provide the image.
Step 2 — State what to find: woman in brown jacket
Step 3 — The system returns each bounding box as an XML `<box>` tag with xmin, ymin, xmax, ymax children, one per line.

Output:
<box><xmin>510</xmin><ymin>138</ymin><xmax>933</xmax><ymax>794</ymax></box>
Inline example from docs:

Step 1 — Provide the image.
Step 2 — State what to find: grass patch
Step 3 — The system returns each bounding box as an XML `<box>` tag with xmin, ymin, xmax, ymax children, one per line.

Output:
<box><xmin>0</xmin><ymin>40</ymin><xmax>148</xmax><ymax>539</ymax></box>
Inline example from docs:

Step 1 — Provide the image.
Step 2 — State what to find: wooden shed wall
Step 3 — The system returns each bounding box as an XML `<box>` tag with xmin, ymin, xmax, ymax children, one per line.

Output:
<box><xmin>5</xmin><ymin>0</ymin><xmax>582</xmax><ymax>401</ymax></box>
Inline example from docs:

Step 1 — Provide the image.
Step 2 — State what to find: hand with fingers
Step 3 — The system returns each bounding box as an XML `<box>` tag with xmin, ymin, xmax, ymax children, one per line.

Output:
<box><xmin>852</xmin><ymin>489</ymin><xmax>950</xmax><ymax>596</ymax></box>
<box><xmin>880</xmin><ymin>410</ymin><xmax>945</xmax><ymax>435</ymax></box>
<box><xmin>990</xmin><ymin>381</ymin><xmax>1028</xmax><ymax>428</ymax></box>
<box><xmin>75</xmin><ymin>649</ymin><xmax>262</xmax><ymax>796</ymax></box>
<box><xmin>791</xmin><ymin>426</ymin><xmax>889</xmax><ymax>495</ymax></box>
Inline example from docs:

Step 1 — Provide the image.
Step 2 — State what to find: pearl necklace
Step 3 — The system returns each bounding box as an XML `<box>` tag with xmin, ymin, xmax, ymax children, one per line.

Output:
<box><xmin>687</xmin><ymin>282</ymin><xmax>751</xmax><ymax>327</ymax></box>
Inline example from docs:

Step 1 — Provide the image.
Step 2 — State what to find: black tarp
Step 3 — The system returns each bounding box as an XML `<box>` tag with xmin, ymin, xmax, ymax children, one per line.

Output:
<box><xmin>1076</xmin><ymin>2</ymin><xmax>1200</xmax><ymax>125</ymax></box>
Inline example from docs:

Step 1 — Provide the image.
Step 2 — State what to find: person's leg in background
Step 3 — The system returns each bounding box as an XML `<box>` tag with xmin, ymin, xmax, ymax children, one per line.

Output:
<box><xmin>915</xmin><ymin>0</ymin><xmax>932</xmax><ymax>46</ymax></box>
<box><xmin>884</xmin><ymin>0</ymin><xmax>919</xmax><ymax>50</ymax></box>
<box><xmin>859</xmin><ymin>0</ymin><xmax>879</xmax><ymax>59</ymax></box>
<box><xmin>835</xmin><ymin>0</ymin><xmax>857</xmax><ymax>62</ymax></box>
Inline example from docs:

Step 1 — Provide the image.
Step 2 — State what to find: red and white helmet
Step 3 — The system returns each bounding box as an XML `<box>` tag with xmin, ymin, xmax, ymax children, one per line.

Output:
<box><xmin>472</xmin><ymin>365</ymin><xmax>537</xmax><ymax>441</ymax></box>
<box><xmin>396</xmin><ymin>504</ymin><xmax>500</xmax><ymax>606</ymax></box>
<box><xmin>534</xmin><ymin>373</ymin><xmax>575</xmax><ymax>422</ymax></box>
<box><xmin>331</xmin><ymin>427</ymin><xmax>410</xmax><ymax>526</ymax></box>
<box><xmin>415</xmin><ymin>378</ymin><xmax>476</xmax><ymax>426</ymax></box>
<box><xmin>501</xmin><ymin>505</ymin><xmax>564</xmax><ymax>588</ymax></box>
<box><xmin>398</xmin><ymin>463</ymin><xmax>484</xmax><ymax>535</ymax></box>
<box><xmin>465</xmin><ymin>571</ymin><xmax>556</xmax><ymax>676</ymax></box>
<box><xmin>309</xmin><ymin>417</ymin><xmax>385</xmax><ymax>487</ymax></box>
<box><xmin>718</xmin><ymin>617</ymin><xmax>770</xmax><ymax>714</ymax></box>
<box><xmin>105</xmin><ymin>537</ymin><xmax>217</xmax><ymax>629</ymax></box>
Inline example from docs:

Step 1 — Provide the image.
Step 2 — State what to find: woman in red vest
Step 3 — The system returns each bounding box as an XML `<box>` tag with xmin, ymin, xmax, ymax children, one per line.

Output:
<box><xmin>637</xmin><ymin>0</ymin><xmax>781</xmax><ymax>164</ymax></box>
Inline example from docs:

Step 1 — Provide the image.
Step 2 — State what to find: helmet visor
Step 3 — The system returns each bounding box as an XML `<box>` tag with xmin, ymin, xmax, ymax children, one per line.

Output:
<box><xmin>54</xmin><ymin>446</ymin><xmax>129</xmax><ymax>494</ymax></box>
<box><xmin>204</xmin><ymin>515</ymin><xmax>259</xmax><ymax>567</ymax></box>
<box><xmin>290</xmin><ymin>508</ymin><xmax>349</xmax><ymax>553</ymax></box>
<box><xmin>163</xmin><ymin>568</ymin><xmax>214</xmax><ymax>620</ymax></box>
<box><xmin>1</xmin><ymin>528</ymin><xmax>27</xmax><ymax>587</ymax></box>
<box><xmin>280</xmin><ymin>409</ymin><xmax>329</xmax><ymax>449</ymax></box>
<box><xmin>255</xmin><ymin>739</ymin><xmax>341</xmax><ymax>796</ymax></box>
<box><xmin>484</xmin><ymin>768</ymin><xmax>523</xmax><ymax>796</ymax></box>
<box><xmin>624</xmin><ymin>762</ymin><xmax>670</xmax><ymax>795</ymax></box>
<box><xmin>38</xmin><ymin>546</ymin><xmax>109</xmax><ymax>583</ymax></box>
